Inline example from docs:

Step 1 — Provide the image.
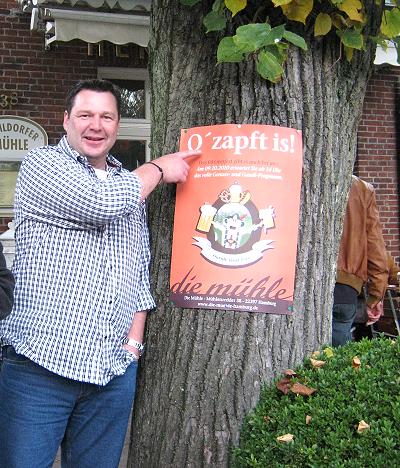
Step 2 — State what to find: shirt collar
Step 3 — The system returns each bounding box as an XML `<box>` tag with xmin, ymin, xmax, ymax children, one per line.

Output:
<box><xmin>58</xmin><ymin>135</ymin><xmax>122</xmax><ymax>170</ymax></box>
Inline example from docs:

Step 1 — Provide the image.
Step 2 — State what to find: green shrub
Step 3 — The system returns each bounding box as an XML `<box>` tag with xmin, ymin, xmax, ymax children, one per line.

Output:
<box><xmin>232</xmin><ymin>337</ymin><xmax>400</xmax><ymax>468</ymax></box>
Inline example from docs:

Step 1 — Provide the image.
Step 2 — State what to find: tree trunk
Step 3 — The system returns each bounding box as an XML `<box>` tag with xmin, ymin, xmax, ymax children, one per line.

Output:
<box><xmin>128</xmin><ymin>2</ymin><xmax>383</xmax><ymax>467</ymax></box>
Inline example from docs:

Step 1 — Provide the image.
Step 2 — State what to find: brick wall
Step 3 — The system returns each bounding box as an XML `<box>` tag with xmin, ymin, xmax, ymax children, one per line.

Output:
<box><xmin>0</xmin><ymin>0</ymin><xmax>147</xmax><ymax>143</ymax></box>
<box><xmin>357</xmin><ymin>65</ymin><xmax>400</xmax><ymax>263</ymax></box>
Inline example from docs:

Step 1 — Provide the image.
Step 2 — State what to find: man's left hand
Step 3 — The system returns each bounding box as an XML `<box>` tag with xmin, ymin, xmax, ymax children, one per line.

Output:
<box><xmin>366</xmin><ymin>301</ymin><xmax>383</xmax><ymax>326</ymax></box>
<box><xmin>123</xmin><ymin>344</ymin><xmax>140</xmax><ymax>359</ymax></box>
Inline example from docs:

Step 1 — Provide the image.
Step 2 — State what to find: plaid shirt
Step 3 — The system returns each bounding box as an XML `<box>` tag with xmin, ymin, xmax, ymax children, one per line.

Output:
<box><xmin>0</xmin><ymin>136</ymin><xmax>156</xmax><ymax>385</ymax></box>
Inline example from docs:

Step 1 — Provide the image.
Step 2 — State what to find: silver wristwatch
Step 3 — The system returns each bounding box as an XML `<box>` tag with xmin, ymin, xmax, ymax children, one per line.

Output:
<box><xmin>123</xmin><ymin>338</ymin><xmax>145</xmax><ymax>356</ymax></box>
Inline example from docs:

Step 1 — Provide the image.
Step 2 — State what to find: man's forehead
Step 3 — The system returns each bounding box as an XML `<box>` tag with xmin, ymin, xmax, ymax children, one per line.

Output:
<box><xmin>73</xmin><ymin>90</ymin><xmax>117</xmax><ymax>108</ymax></box>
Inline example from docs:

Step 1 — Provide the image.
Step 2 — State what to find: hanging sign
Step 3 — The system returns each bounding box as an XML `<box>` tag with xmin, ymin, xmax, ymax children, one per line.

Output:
<box><xmin>0</xmin><ymin>116</ymin><xmax>48</xmax><ymax>209</ymax></box>
<box><xmin>170</xmin><ymin>124</ymin><xmax>303</xmax><ymax>315</ymax></box>
<box><xmin>0</xmin><ymin>115</ymin><xmax>48</xmax><ymax>160</ymax></box>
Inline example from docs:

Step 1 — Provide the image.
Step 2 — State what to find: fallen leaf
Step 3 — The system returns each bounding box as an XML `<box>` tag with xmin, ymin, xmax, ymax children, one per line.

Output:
<box><xmin>263</xmin><ymin>416</ymin><xmax>270</xmax><ymax>423</ymax></box>
<box><xmin>352</xmin><ymin>357</ymin><xmax>361</xmax><ymax>368</ymax></box>
<box><xmin>324</xmin><ymin>347</ymin><xmax>334</xmax><ymax>358</ymax></box>
<box><xmin>290</xmin><ymin>382</ymin><xmax>316</xmax><ymax>396</ymax></box>
<box><xmin>311</xmin><ymin>350</ymin><xmax>321</xmax><ymax>358</ymax></box>
<box><xmin>284</xmin><ymin>369</ymin><xmax>297</xmax><ymax>377</ymax></box>
<box><xmin>357</xmin><ymin>420</ymin><xmax>370</xmax><ymax>433</ymax></box>
<box><xmin>310</xmin><ymin>358</ymin><xmax>326</xmax><ymax>368</ymax></box>
<box><xmin>276</xmin><ymin>377</ymin><xmax>292</xmax><ymax>394</ymax></box>
<box><xmin>276</xmin><ymin>433</ymin><xmax>294</xmax><ymax>443</ymax></box>
<box><xmin>306</xmin><ymin>415</ymin><xmax>312</xmax><ymax>425</ymax></box>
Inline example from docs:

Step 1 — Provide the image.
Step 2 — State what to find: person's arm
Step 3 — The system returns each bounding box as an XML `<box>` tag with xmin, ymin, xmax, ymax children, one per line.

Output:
<box><xmin>365</xmin><ymin>187</ymin><xmax>388</xmax><ymax>308</ymax></box>
<box><xmin>19</xmin><ymin>146</ymin><xmax>200</xmax><ymax>228</ymax></box>
<box><xmin>133</xmin><ymin>150</ymin><xmax>201</xmax><ymax>201</ymax></box>
<box><xmin>123</xmin><ymin>311</ymin><xmax>147</xmax><ymax>359</ymax></box>
<box><xmin>18</xmin><ymin>146</ymin><xmax>143</xmax><ymax>229</ymax></box>
<box><xmin>0</xmin><ymin>243</ymin><xmax>14</xmax><ymax>320</ymax></box>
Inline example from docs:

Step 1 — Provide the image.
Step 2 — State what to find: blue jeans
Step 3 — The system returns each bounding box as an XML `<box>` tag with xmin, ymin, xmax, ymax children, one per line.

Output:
<box><xmin>332</xmin><ymin>303</ymin><xmax>357</xmax><ymax>347</ymax></box>
<box><xmin>0</xmin><ymin>346</ymin><xmax>138</xmax><ymax>468</ymax></box>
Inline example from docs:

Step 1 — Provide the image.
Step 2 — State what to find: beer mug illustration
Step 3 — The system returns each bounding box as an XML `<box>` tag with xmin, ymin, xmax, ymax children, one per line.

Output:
<box><xmin>196</xmin><ymin>203</ymin><xmax>217</xmax><ymax>232</ymax></box>
<box><xmin>259</xmin><ymin>205</ymin><xmax>275</xmax><ymax>230</ymax></box>
<box><xmin>219</xmin><ymin>182</ymin><xmax>251</xmax><ymax>205</ymax></box>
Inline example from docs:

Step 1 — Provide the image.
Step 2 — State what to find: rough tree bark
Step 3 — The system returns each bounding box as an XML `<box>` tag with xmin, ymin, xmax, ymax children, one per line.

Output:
<box><xmin>128</xmin><ymin>2</ymin><xmax>383</xmax><ymax>466</ymax></box>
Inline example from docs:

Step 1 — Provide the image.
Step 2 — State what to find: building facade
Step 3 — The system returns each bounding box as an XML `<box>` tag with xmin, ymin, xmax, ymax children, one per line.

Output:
<box><xmin>0</xmin><ymin>0</ymin><xmax>399</xmax><ymax>265</ymax></box>
<box><xmin>357</xmin><ymin>66</ymin><xmax>400</xmax><ymax>261</ymax></box>
<box><xmin>0</xmin><ymin>0</ymin><xmax>150</xmax><ymax>240</ymax></box>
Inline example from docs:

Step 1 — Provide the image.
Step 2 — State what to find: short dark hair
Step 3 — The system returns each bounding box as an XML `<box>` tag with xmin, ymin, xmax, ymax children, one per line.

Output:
<box><xmin>65</xmin><ymin>79</ymin><xmax>121</xmax><ymax>116</ymax></box>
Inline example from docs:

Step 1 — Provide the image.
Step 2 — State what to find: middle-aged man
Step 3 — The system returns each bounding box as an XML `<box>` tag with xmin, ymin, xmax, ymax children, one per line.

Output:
<box><xmin>332</xmin><ymin>175</ymin><xmax>388</xmax><ymax>347</ymax></box>
<box><xmin>0</xmin><ymin>79</ymin><xmax>200</xmax><ymax>468</ymax></box>
<box><xmin>0</xmin><ymin>241</ymin><xmax>14</xmax><ymax>320</ymax></box>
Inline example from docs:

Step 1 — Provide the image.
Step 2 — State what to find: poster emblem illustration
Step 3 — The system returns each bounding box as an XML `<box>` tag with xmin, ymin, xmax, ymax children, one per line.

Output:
<box><xmin>170</xmin><ymin>124</ymin><xmax>303</xmax><ymax>314</ymax></box>
<box><xmin>194</xmin><ymin>182</ymin><xmax>275</xmax><ymax>267</ymax></box>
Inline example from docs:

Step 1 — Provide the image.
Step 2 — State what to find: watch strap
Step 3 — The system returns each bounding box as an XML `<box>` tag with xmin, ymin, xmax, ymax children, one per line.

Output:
<box><xmin>124</xmin><ymin>338</ymin><xmax>145</xmax><ymax>355</ymax></box>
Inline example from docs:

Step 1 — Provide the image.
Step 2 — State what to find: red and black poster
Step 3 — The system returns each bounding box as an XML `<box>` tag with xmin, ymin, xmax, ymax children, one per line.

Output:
<box><xmin>170</xmin><ymin>124</ymin><xmax>303</xmax><ymax>314</ymax></box>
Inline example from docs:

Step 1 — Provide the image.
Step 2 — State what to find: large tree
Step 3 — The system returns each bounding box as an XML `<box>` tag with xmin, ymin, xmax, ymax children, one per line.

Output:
<box><xmin>129</xmin><ymin>1</ymin><xmax>385</xmax><ymax>466</ymax></box>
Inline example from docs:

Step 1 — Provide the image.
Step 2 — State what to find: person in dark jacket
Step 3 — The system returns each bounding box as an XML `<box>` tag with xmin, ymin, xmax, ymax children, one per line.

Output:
<box><xmin>0</xmin><ymin>241</ymin><xmax>14</xmax><ymax>319</ymax></box>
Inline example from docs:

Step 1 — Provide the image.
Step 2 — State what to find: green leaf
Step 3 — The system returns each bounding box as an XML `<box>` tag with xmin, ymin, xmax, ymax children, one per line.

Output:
<box><xmin>233</xmin><ymin>23</ymin><xmax>273</xmax><ymax>53</ymax></box>
<box><xmin>314</xmin><ymin>13</ymin><xmax>332</xmax><ymax>36</ymax></box>
<box><xmin>236</xmin><ymin>24</ymin><xmax>286</xmax><ymax>51</ymax></box>
<box><xmin>203</xmin><ymin>10</ymin><xmax>227</xmax><ymax>33</ymax></box>
<box><xmin>338</xmin><ymin>0</ymin><xmax>364</xmax><ymax>22</ymax></box>
<box><xmin>264</xmin><ymin>43</ymin><xmax>288</xmax><ymax>63</ymax></box>
<box><xmin>380</xmin><ymin>8</ymin><xmax>400</xmax><ymax>38</ymax></box>
<box><xmin>372</xmin><ymin>36</ymin><xmax>388</xmax><ymax>48</ymax></box>
<box><xmin>217</xmin><ymin>37</ymin><xmax>245</xmax><ymax>62</ymax></box>
<box><xmin>179</xmin><ymin>0</ymin><xmax>201</xmax><ymax>5</ymax></box>
<box><xmin>336</xmin><ymin>28</ymin><xmax>364</xmax><ymax>49</ymax></box>
<box><xmin>283</xmin><ymin>30</ymin><xmax>308</xmax><ymax>50</ymax></box>
<box><xmin>212</xmin><ymin>0</ymin><xmax>224</xmax><ymax>11</ymax></box>
<box><xmin>281</xmin><ymin>0</ymin><xmax>314</xmax><ymax>25</ymax></box>
<box><xmin>256</xmin><ymin>50</ymin><xmax>284</xmax><ymax>82</ymax></box>
<box><xmin>331</xmin><ymin>12</ymin><xmax>348</xmax><ymax>30</ymax></box>
<box><xmin>272</xmin><ymin>0</ymin><xmax>293</xmax><ymax>6</ymax></box>
<box><xmin>344</xmin><ymin>45</ymin><xmax>354</xmax><ymax>61</ymax></box>
<box><xmin>265</xmin><ymin>25</ymin><xmax>286</xmax><ymax>44</ymax></box>
<box><xmin>392</xmin><ymin>37</ymin><xmax>400</xmax><ymax>64</ymax></box>
<box><xmin>225</xmin><ymin>0</ymin><xmax>247</xmax><ymax>16</ymax></box>
<box><xmin>237</xmin><ymin>24</ymin><xmax>286</xmax><ymax>51</ymax></box>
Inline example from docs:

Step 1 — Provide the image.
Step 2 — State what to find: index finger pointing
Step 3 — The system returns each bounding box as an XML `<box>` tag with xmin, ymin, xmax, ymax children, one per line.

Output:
<box><xmin>179</xmin><ymin>150</ymin><xmax>202</xmax><ymax>160</ymax></box>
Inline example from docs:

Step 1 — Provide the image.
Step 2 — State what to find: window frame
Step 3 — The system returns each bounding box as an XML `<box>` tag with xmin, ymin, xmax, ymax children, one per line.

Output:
<box><xmin>97</xmin><ymin>67</ymin><xmax>151</xmax><ymax>162</ymax></box>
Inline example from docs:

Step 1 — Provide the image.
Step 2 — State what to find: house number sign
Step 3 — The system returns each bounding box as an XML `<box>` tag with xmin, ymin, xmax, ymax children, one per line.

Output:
<box><xmin>0</xmin><ymin>92</ymin><xmax>18</xmax><ymax>109</ymax></box>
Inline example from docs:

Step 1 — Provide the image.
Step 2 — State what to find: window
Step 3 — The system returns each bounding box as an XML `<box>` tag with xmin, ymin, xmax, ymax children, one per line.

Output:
<box><xmin>98</xmin><ymin>67</ymin><xmax>150</xmax><ymax>171</ymax></box>
<box><xmin>0</xmin><ymin>162</ymin><xmax>21</xmax><ymax>215</ymax></box>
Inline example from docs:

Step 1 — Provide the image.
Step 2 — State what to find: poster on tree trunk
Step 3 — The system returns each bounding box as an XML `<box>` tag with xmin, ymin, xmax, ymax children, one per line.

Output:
<box><xmin>170</xmin><ymin>124</ymin><xmax>303</xmax><ymax>314</ymax></box>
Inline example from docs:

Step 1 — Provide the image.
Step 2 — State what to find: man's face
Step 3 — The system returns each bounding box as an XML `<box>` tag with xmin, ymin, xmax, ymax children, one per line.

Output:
<box><xmin>63</xmin><ymin>89</ymin><xmax>120</xmax><ymax>169</ymax></box>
